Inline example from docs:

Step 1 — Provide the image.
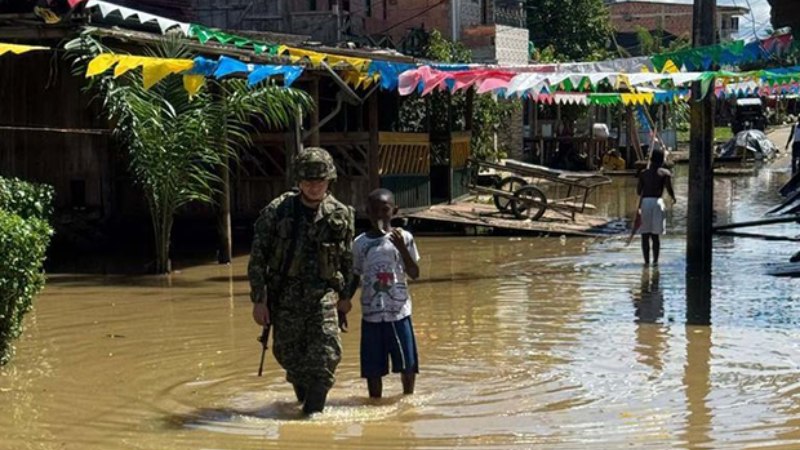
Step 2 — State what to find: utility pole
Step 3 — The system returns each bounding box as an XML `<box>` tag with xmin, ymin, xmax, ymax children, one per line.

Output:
<box><xmin>686</xmin><ymin>0</ymin><xmax>716</xmax><ymax>325</ymax></box>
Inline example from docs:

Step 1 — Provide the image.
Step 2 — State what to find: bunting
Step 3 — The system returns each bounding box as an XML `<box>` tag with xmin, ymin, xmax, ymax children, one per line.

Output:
<box><xmin>188</xmin><ymin>24</ymin><xmax>282</xmax><ymax>56</ymax></box>
<box><xmin>651</xmin><ymin>33</ymin><xmax>794</xmax><ymax>72</ymax></box>
<box><xmin>189</xmin><ymin>56</ymin><xmax>304</xmax><ymax>87</ymax></box>
<box><xmin>81</xmin><ymin>0</ymin><xmax>191</xmax><ymax>35</ymax></box>
<box><xmin>85</xmin><ymin>53</ymin><xmax>194</xmax><ymax>89</ymax></box>
<box><xmin>0</xmin><ymin>43</ymin><xmax>50</xmax><ymax>56</ymax></box>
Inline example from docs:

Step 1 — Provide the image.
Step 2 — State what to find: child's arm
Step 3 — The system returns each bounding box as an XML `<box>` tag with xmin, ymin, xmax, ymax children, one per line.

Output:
<box><xmin>390</xmin><ymin>229</ymin><xmax>420</xmax><ymax>280</ymax></box>
<box><xmin>343</xmin><ymin>275</ymin><xmax>360</xmax><ymax>304</ymax></box>
<box><xmin>666</xmin><ymin>174</ymin><xmax>676</xmax><ymax>203</ymax></box>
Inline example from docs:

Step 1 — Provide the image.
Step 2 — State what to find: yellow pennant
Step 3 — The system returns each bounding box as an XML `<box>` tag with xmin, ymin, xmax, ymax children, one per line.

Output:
<box><xmin>183</xmin><ymin>75</ymin><xmax>205</xmax><ymax>97</ymax></box>
<box><xmin>661</xmin><ymin>59</ymin><xmax>679</xmax><ymax>74</ymax></box>
<box><xmin>621</xmin><ymin>92</ymin><xmax>654</xmax><ymax>106</ymax></box>
<box><xmin>327</xmin><ymin>55</ymin><xmax>370</xmax><ymax>71</ymax></box>
<box><xmin>0</xmin><ymin>42</ymin><xmax>49</xmax><ymax>56</ymax></box>
<box><xmin>141</xmin><ymin>58</ymin><xmax>194</xmax><ymax>89</ymax></box>
<box><xmin>86</xmin><ymin>54</ymin><xmax>120</xmax><ymax>77</ymax></box>
<box><xmin>114</xmin><ymin>56</ymin><xmax>148</xmax><ymax>78</ymax></box>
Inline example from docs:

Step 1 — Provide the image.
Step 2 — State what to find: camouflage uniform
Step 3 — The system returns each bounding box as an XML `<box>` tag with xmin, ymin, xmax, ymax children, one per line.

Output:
<box><xmin>248</xmin><ymin>148</ymin><xmax>354</xmax><ymax>392</ymax></box>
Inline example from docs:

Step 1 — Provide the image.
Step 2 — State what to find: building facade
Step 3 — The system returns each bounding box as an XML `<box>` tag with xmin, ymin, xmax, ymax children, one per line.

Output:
<box><xmin>604</xmin><ymin>0</ymin><xmax>749</xmax><ymax>43</ymax></box>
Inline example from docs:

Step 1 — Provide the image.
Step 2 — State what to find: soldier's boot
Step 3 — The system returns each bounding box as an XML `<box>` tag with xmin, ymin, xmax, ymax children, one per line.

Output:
<box><xmin>302</xmin><ymin>386</ymin><xmax>329</xmax><ymax>415</ymax></box>
<box><xmin>292</xmin><ymin>383</ymin><xmax>307</xmax><ymax>403</ymax></box>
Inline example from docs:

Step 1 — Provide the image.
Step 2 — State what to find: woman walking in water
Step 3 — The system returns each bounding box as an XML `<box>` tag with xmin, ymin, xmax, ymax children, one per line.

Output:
<box><xmin>636</xmin><ymin>149</ymin><xmax>676</xmax><ymax>266</ymax></box>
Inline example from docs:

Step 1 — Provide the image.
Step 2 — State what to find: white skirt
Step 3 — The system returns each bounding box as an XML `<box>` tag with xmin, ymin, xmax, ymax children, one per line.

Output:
<box><xmin>639</xmin><ymin>197</ymin><xmax>666</xmax><ymax>235</ymax></box>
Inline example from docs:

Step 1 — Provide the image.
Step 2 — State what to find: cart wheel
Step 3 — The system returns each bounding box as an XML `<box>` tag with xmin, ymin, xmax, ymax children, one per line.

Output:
<box><xmin>493</xmin><ymin>176</ymin><xmax>527</xmax><ymax>212</ymax></box>
<box><xmin>512</xmin><ymin>185</ymin><xmax>547</xmax><ymax>221</ymax></box>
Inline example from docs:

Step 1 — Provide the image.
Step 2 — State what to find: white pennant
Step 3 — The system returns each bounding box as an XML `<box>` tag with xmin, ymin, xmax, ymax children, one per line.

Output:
<box><xmin>135</xmin><ymin>12</ymin><xmax>158</xmax><ymax>25</ymax></box>
<box><xmin>118</xmin><ymin>5</ymin><xmax>137</xmax><ymax>20</ymax></box>
<box><xmin>84</xmin><ymin>0</ymin><xmax>190</xmax><ymax>35</ymax></box>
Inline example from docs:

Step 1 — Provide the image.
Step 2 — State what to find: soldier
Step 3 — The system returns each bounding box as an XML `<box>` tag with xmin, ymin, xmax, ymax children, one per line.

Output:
<box><xmin>248</xmin><ymin>147</ymin><xmax>355</xmax><ymax>415</ymax></box>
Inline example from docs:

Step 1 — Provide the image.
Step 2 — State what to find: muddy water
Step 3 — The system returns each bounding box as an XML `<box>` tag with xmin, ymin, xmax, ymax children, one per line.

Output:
<box><xmin>3</xmin><ymin>164</ymin><xmax>800</xmax><ymax>449</ymax></box>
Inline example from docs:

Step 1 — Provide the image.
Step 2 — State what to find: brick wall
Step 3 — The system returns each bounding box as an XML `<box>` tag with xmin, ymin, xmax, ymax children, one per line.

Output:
<box><xmin>362</xmin><ymin>0</ymin><xmax>451</xmax><ymax>43</ymax></box>
<box><xmin>607</xmin><ymin>2</ymin><xmax>694</xmax><ymax>37</ymax></box>
<box><xmin>606</xmin><ymin>2</ymin><xmax>745</xmax><ymax>41</ymax></box>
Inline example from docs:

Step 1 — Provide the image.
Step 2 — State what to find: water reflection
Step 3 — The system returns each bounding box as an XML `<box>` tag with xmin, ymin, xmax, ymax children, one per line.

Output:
<box><xmin>681</xmin><ymin>326</ymin><xmax>713</xmax><ymax>450</ymax></box>
<box><xmin>633</xmin><ymin>267</ymin><xmax>667</xmax><ymax>375</ymax></box>
<box><xmin>5</xmin><ymin>156</ymin><xmax>800</xmax><ymax>448</ymax></box>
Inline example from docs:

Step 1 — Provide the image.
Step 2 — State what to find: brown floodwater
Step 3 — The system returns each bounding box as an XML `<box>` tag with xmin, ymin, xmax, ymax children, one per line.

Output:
<box><xmin>3</xmin><ymin>162</ymin><xmax>800</xmax><ymax>449</ymax></box>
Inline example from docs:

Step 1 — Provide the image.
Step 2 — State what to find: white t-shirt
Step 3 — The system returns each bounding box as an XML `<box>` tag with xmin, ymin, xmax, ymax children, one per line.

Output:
<box><xmin>352</xmin><ymin>229</ymin><xmax>420</xmax><ymax>323</ymax></box>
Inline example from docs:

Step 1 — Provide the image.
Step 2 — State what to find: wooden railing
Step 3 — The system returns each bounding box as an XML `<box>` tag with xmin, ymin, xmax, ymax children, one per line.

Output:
<box><xmin>451</xmin><ymin>131</ymin><xmax>471</xmax><ymax>168</ymax></box>
<box><xmin>378</xmin><ymin>132</ymin><xmax>431</xmax><ymax>175</ymax></box>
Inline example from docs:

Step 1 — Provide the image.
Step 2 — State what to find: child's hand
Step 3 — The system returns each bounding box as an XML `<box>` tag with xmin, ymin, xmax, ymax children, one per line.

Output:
<box><xmin>337</xmin><ymin>311</ymin><xmax>349</xmax><ymax>333</ymax></box>
<box><xmin>337</xmin><ymin>298</ymin><xmax>352</xmax><ymax>314</ymax></box>
<box><xmin>389</xmin><ymin>228</ymin><xmax>406</xmax><ymax>252</ymax></box>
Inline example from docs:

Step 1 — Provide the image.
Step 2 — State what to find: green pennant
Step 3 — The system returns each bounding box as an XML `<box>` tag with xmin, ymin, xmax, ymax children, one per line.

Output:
<box><xmin>588</xmin><ymin>94</ymin><xmax>621</xmax><ymax>106</ymax></box>
<box><xmin>651</xmin><ymin>39</ymin><xmax>749</xmax><ymax>71</ymax></box>
<box><xmin>188</xmin><ymin>24</ymin><xmax>278</xmax><ymax>55</ymax></box>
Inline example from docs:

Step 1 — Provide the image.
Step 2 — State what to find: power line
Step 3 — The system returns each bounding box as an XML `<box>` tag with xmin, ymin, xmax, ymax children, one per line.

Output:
<box><xmin>741</xmin><ymin>0</ymin><xmax>759</xmax><ymax>38</ymax></box>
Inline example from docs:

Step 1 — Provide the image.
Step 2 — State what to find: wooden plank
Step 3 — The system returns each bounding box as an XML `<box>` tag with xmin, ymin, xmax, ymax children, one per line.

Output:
<box><xmin>407</xmin><ymin>201</ymin><xmax>620</xmax><ymax>237</ymax></box>
<box><xmin>713</xmin><ymin>215</ymin><xmax>800</xmax><ymax>232</ymax></box>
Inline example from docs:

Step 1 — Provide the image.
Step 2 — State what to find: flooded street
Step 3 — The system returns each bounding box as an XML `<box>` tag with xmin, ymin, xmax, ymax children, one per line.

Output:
<box><xmin>3</xmin><ymin>158</ymin><xmax>800</xmax><ymax>449</ymax></box>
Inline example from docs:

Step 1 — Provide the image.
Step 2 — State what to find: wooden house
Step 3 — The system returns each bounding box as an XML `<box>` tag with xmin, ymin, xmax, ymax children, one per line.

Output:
<box><xmin>0</xmin><ymin>2</ymin><xmax>472</xmax><ymax>251</ymax></box>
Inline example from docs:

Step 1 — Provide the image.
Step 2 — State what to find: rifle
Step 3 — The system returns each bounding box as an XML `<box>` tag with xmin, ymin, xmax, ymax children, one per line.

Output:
<box><xmin>257</xmin><ymin>323</ymin><xmax>270</xmax><ymax>376</ymax></box>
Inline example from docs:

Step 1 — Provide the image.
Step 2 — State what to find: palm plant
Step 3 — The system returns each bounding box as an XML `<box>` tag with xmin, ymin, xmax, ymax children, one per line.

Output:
<box><xmin>69</xmin><ymin>35</ymin><xmax>311</xmax><ymax>273</ymax></box>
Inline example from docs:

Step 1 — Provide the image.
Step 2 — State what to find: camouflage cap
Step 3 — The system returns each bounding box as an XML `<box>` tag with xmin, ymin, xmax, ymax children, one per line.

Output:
<box><xmin>295</xmin><ymin>147</ymin><xmax>337</xmax><ymax>181</ymax></box>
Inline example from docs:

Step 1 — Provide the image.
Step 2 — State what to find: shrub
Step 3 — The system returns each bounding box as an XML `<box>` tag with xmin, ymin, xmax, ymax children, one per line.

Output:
<box><xmin>0</xmin><ymin>176</ymin><xmax>54</xmax><ymax>221</ymax></box>
<box><xmin>0</xmin><ymin>177</ymin><xmax>53</xmax><ymax>365</ymax></box>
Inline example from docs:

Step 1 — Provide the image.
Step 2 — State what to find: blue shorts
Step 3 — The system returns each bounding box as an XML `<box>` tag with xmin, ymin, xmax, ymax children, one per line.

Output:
<box><xmin>360</xmin><ymin>316</ymin><xmax>419</xmax><ymax>378</ymax></box>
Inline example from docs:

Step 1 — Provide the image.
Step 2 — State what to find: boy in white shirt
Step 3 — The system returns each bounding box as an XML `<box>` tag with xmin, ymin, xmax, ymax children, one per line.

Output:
<box><xmin>339</xmin><ymin>188</ymin><xmax>420</xmax><ymax>398</ymax></box>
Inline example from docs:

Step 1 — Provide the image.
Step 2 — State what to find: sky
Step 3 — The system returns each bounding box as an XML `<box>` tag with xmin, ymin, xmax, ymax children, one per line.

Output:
<box><xmin>723</xmin><ymin>0</ymin><xmax>773</xmax><ymax>38</ymax></box>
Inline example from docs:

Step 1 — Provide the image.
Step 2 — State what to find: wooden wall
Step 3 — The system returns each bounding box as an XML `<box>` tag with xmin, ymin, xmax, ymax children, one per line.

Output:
<box><xmin>0</xmin><ymin>53</ymin><xmax>116</xmax><ymax>217</ymax></box>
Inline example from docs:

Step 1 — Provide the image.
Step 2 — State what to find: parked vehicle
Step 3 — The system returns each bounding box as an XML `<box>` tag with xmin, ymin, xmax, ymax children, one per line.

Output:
<box><xmin>731</xmin><ymin>98</ymin><xmax>768</xmax><ymax>134</ymax></box>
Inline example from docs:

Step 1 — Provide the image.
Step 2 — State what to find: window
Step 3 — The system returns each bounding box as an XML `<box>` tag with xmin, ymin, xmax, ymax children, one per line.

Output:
<box><xmin>366</xmin><ymin>0</ymin><xmax>371</xmax><ymax>17</ymax></box>
<box><xmin>309</xmin><ymin>0</ymin><xmax>317</xmax><ymax>10</ymax></box>
<box><xmin>481</xmin><ymin>0</ymin><xmax>488</xmax><ymax>25</ymax></box>
<box><xmin>383</xmin><ymin>0</ymin><xmax>387</xmax><ymax>20</ymax></box>
<box><xmin>730</xmin><ymin>17</ymin><xmax>739</xmax><ymax>31</ymax></box>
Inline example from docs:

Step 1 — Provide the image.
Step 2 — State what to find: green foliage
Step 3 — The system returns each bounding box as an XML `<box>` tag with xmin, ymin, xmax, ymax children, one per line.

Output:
<box><xmin>634</xmin><ymin>27</ymin><xmax>691</xmax><ymax>56</ymax></box>
<box><xmin>0</xmin><ymin>177</ymin><xmax>53</xmax><ymax>365</ymax></box>
<box><xmin>0</xmin><ymin>176</ymin><xmax>54</xmax><ymax>221</ymax></box>
<box><xmin>398</xmin><ymin>30</ymin><xmax>520</xmax><ymax>162</ymax></box>
<box><xmin>67</xmin><ymin>34</ymin><xmax>311</xmax><ymax>273</ymax></box>
<box><xmin>526</xmin><ymin>0</ymin><xmax>613</xmax><ymax>62</ymax></box>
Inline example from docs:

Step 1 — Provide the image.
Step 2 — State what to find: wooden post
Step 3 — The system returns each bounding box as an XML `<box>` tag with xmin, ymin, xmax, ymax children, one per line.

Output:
<box><xmin>466</xmin><ymin>87</ymin><xmax>475</xmax><ymax>131</ymax></box>
<box><xmin>309</xmin><ymin>77</ymin><xmax>320</xmax><ymax>147</ymax></box>
<box><xmin>686</xmin><ymin>0</ymin><xmax>716</xmax><ymax>325</ymax></box>
<box><xmin>368</xmin><ymin>90</ymin><xmax>380</xmax><ymax>190</ymax></box>
<box><xmin>210</xmin><ymin>82</ymin><xmax>232</xmax><ymax>264</ymax></box>
<box><xmin>218</xmin><ymin>153</ymin><xmax>232</xmax><ymax>264</ymax></box>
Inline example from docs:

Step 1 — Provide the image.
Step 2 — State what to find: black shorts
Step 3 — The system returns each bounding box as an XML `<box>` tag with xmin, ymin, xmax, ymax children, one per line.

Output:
<box><xmin>360</xmin><ymin>316</ymin><xmax>419</xmax><ymax>378</ymax></box>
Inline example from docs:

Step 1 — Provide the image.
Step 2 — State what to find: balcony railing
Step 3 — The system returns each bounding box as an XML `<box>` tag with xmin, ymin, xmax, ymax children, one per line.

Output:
<box><xmin>494</xmin><ymin>0</ymin><xmax>526</xmax><ymax>28</ymax></box>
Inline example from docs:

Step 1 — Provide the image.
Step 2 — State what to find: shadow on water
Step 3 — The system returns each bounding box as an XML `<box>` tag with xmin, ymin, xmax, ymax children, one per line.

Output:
<box><xmin>162</xmin><ymin>403</ymin><xmax>309</xmax><ymax>429</ymax></box>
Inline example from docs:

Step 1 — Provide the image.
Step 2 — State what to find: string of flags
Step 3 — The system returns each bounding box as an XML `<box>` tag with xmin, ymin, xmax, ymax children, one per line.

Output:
<box><xmin>6</xmin><ymin>0</ymin><xmax>799</xmax><ymax>103</ymax></box>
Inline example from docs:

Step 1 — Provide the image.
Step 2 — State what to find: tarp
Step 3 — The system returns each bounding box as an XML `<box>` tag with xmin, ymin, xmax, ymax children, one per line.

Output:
<box><xmin>718</xmin><ymin>130</ymin><xmax>778</xmax><ymax>160</ymax></box>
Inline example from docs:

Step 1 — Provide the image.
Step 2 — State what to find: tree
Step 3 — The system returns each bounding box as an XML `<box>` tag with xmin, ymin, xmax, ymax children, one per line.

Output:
<box><xmin>69</xmin><ymin>36</ymin><xmax>310</xmax><ymax>273</ymax></box>
<box><xmin>398</xmin><ymin>30</ymin><xmax>519</xmax><ymax>162</ymax></box>
<box><xmin>526</xmin><ymin>0</ymin><xmax>613</xmax><ymax>62</ymax></box>
<box><xmin>767</xmin><ymin>0</ymin><xmax>800</xmax><ymax>37</ymax></box>
<box><xmin>634</xmin><ymin>27</ymin><xmax>691</xmax><ymax>56</ymax></box>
